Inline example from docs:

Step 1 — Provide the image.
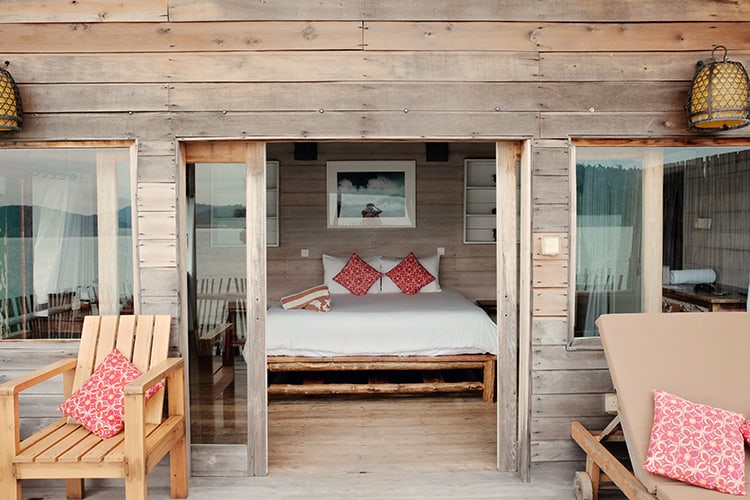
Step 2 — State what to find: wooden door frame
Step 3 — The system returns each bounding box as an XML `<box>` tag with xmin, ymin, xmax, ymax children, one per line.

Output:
<box><xmin>178</xmin><ymin>138</ymin><xmax>532</xmax><ymax>479</ymax></box>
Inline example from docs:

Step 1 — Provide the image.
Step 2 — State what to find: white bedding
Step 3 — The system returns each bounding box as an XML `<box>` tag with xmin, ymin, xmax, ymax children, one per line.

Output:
<box><xmin>256</xmin><ymin>288</ymin><xmax>497</xmax><ymax>357</ymax></box>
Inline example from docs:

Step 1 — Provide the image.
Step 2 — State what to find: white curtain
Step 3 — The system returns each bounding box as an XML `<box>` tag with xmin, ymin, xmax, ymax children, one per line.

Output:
<box><xmin>575</xmin><ymin>163</ymin><xmax>643</xmax><ymax>337</ymax></box>
<box><xmin>32</xmin><ymin>173</ymin><xmax>97</xmax><ymax>305</ymax></box>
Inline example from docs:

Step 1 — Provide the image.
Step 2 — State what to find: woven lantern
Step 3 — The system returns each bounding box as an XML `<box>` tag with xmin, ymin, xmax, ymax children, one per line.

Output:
<box><xmin>0</xmin><ymin>62</ymin><xmax>23</xmax><ymax>132</ymax></box>
<box><xmin>686</xmin><ymin>46</ymin><xmax>750</xmax><ymax>132</ymax></box>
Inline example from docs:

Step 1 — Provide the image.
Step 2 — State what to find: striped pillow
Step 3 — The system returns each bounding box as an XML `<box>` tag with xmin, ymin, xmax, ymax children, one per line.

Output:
<box><xmin>280</xmin><ymin>284</ymin><xmax>332</xmax><ymax>312</ymax></box>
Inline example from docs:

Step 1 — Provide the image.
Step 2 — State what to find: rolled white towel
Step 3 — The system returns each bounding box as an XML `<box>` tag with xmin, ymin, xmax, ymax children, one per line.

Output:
<box><xmin>669</xmin><ymin>269</ymin><xmax>716</xmax><ymax>285</ymax></box>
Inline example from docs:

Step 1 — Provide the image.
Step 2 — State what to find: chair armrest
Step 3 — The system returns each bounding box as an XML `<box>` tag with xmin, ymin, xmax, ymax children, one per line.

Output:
<box><xmin>0</xmin><ymin>358</ymin><xmax>77</xmax><ymax>397</ymax></box>
<box><xmin>123</xmin><ymin>357</ymin><xmax>184</xmax><ymax>397</ymax></box>
<box><xmin>122</xmin><ymin>358</ymin><xmax>185</xmax><ymax>458</ymax></box>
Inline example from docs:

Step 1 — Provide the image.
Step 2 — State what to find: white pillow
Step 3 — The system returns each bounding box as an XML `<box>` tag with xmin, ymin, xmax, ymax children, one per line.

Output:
<box><xmin>323</xmin><ymin>254</ymin><xmax>382</xmax><ymax>295</ymax></box>
<box><xmin>381</xmin><ymin>253</ymin><xmax>441</xmax><ymax>293</ymax></box>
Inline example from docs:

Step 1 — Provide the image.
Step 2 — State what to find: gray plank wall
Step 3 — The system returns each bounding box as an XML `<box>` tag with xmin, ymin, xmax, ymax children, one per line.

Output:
<box><xmin>265</xmin><ymin>141</ymin><xmax>497</xmax><ymax>303</ymax></box>
<box><xmin>1</xmin><ymin>0</ymin><xmax>749</xmax><ymax>465</ymax></box>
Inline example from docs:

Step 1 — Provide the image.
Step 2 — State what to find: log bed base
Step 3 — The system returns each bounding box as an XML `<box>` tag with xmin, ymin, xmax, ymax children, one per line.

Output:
<box><xmin>266</xmin><ymin>354</ymin><xmax>497</xmax><ymax>403</ymax></box>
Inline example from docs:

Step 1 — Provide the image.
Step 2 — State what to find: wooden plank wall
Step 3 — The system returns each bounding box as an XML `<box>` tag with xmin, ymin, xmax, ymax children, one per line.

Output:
<box><xmin>1</xmin><ymin>0</ymin><xmax>749</xmax><ymax>466</ymax></box>
<box><xmin>681</xmin><ymin>151</ymin><xmax>750</xmax><ymax>290</ymax></box>
<box><xmin>265</xmin><ymin>142</ymin><xmax>496</xmax><ymax>302</ymax></box>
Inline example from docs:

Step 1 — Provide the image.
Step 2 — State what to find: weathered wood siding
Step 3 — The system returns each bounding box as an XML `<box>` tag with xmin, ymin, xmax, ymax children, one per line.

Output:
<box><xmin>265</xmin><ymin>142</ymin><xmax>496</xmax><ymax>302</ymax></box>
<box><xmin>1</xmin><ymin>1</ymin><xmax>749</xmax><ymax>466</ymax></box>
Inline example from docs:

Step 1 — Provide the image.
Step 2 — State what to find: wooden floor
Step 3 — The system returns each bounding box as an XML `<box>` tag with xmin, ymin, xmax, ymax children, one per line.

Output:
<box><xmin>22</xmin><ymin>356</ymin><xmax>627</xmax><ymax>498</ymax></box>
<box><xmin>190</xmin><ymin>354</ymin><xmax>498</xmax><ymax>473</ymax></box>
<box><xmin>269</xmin><ymin>395</ymin><xmax>497</xmax><ymax>474</ymax></box>
<box><xmin>21</xmin><ymin>463</ymin><xmax>628</xmax><ymax>499</ymax></box>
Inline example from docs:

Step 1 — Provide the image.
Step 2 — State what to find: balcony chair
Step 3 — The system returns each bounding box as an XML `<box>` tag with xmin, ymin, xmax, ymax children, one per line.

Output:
<box><xmin>0</xmin><ymin>315</ymin><xmax>188</xmax><ymax>500</ymax></box>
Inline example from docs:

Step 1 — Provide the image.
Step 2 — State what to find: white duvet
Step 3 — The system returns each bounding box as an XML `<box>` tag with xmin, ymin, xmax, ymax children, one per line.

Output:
<box><xmin>256</xmin><ymin>288</ymin><xmax>498</xmax><ymax>357</ymax></box>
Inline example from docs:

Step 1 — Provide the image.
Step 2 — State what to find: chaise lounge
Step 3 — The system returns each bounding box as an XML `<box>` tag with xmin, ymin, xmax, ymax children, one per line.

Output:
<box><xmin>571</xmin><ymin>312</ymin><xmax>750</xmax><ymax>499</ymax></box>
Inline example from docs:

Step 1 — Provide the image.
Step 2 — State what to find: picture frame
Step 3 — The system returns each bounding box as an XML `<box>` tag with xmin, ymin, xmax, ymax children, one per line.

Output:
<box><xmin>326</xmin><ymin>160</ymin><xmax>416</xmax><ymax>228</ymax></box>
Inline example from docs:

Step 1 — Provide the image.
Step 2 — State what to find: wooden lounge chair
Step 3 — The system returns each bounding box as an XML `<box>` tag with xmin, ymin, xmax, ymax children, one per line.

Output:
<box><xmin>571</xmin><ymin>312</ymin><xmax>750</xmax><ymax>499</ymax></box>
<box><xmin>0</xmin><ymin>315</ymin><xmax>188</xmax><ymax>500</ymax></box>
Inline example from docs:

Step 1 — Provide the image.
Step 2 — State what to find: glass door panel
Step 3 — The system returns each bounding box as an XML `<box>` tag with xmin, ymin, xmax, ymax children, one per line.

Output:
<box><xmin>188</xmin><ymin>162</ymin><xmax>247</xmax><ymax>444</ymax></box>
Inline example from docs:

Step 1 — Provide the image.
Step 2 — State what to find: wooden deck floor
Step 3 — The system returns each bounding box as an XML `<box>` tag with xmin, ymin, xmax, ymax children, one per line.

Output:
<box><xmin>21</xmin><ymin>395</ymin><xmax>628</xmax><ymax>499</ymax></box>
<box><xmin>22</xmin><ymin>356</ymin><xmax>627</xmax><ymax>498</ymax></box>
<box><xmin>269</xmin><ymin>395</ymin><xmax>497</xmax><ymax>474</ymax></box>
<box><xmin>22</xmin><ymin>463</ymin><xmax>628</xmax><ymax>499</ymax></box>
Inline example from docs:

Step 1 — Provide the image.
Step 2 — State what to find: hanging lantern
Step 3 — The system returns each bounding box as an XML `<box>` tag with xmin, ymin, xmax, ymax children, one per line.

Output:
<box><xmin>0</xmin><ymin>62</ymin><xmax>23</xmax><ymax>132</ymax></box>
<box><xmin>686</xmin><ymin>46</ymin><xmax>750</xmax><ymax>132</ymax></box>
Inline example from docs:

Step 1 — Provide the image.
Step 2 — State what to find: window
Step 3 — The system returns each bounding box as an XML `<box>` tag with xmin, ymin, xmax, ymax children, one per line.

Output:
<box><xmin>0</xmin><ymin>147</ymin><xmax>134</xmax><ymax>339</ymax></box>
<box><xmin>572</xmin><ymin>144</ymin><xmax>750</xmax><ymax>340</ymax></box>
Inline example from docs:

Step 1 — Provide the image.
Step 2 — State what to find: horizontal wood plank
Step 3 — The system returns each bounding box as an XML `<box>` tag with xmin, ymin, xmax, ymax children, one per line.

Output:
<box><xmin>138</xmin><ymin>241</ymin><xmax>178</xmax><ymax>267</ymax></box>
<box><xmin>1</xmin><ymin>0</ymin><xmax>168</xmax><ymax>23</ymax></box>
<box><xmin>531</xmin><ymin>393</ymin><xmax>606</xmax><ymax>417</ymax></box>
<box><xmin>364</xmin><ymin>22</ymin><xmax>750</xmax><ymax>52</ymax></box>
<box><xmin>533</xmin><ymin>205</ymin><xmax>569</xmax><ymax>232</ymax></box>
<box><xmin>531</xmin><ymin>415</ymin><xmax>614</xmax><ymax>441</ymax></box>
<box><xmin>136</xmin><ymin>183</ymin><xmax>177</xmax><ymax>211</ymax></box>
<box><xmin>531</xmin><ymin>318</ymin><xmax>568</xmax><ymax>346</ymax></box>
<box><xmin>169</xmin><ymin>81</ymin><xmax>687</xmax><ymax>112</ymax></box>
<box><xmin>0</xmin><ymin>22</ymin><xmax>362</xmax><ymax>53</ymax></box>
<box><xmin>533</xmin><ymin>369</ymin><xmax>613</xmax><ymax>394</ymax></box>
<box><xmin>532</xmin><ymin>260</ymin><xmax>569</xmax><ymax>288</ymax></box>
<box><xmin>532</xmin><ymin>346</ymin><xmax>608</xmax><ymax>371</ymax></box>
<box><xmin>533</xmin><ymin>288</ymin><xmax>568</xmax><ymax>316</ymax></box>
<box><xmin>531</xmin><ymin>439</ymin><xmax>584</xmax><ymax>462</ymax></box>
<box><xmin>7</xmin><ymin>52</ymin><xmax>538</xmax><ymax>84</ymax></box>
<box><xmin>14</xmin><ymin>112</ymin><xmax>539</xmax><ymax>141</ymax></box>
<box><xmin>167</xmin><ymin>0</ymin><xmax>750</xmax><ymax>22</ymax></box>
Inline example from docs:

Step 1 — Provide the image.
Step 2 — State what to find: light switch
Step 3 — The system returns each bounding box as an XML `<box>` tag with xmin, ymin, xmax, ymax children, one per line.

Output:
<box><xmin>301</xmin><ymin>248</ymin><xmax>309</xmax><ymax>257</ymax></box>
<box><xmin>541</xmin><ymin>236</ymin><xmax>560</xmax><ymax>256</ymax></box>
<box><xmin>694</xmin><ymin>217</ymin><xmax>712</xmax><ymax>230</ymax></box>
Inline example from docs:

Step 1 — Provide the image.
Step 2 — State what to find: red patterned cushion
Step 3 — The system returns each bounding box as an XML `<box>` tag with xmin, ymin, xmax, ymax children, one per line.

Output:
<box><xmin>741</xmin><ymin>419</ymin><xmax>750</xmax><ymax>446</ymax></box>
<box><xmin>58</xmin><ymin>349</ymin><xmax>165</xmax><ymax>439</ymax></box>
<box><xmin>385</xmin><ymin>252</ymin><xmax>436</xmax><ymax>295</ymax></box>
<box><xmin>333</xmin><ymin>253</ymin><xmax>382</xmax><ymax>296</ymax></box>
<box><xmin>643</xmin><ymin>390</ymin><xmax>746</xmax><ymax>495</ymax></box>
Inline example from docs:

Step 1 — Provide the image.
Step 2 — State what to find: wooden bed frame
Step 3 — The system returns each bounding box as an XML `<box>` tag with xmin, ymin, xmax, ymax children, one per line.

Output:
<box><xmin>266</xmin><ymin>354</ymin><xmax>497</xmax><ymax>403</ymax></box>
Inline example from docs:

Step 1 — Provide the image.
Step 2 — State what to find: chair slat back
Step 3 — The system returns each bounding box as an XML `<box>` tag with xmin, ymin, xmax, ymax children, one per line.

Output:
<box><xmin>72</xmin><ymin>315</ymin><xmax>172</xmax><ymax>425</ymax></box>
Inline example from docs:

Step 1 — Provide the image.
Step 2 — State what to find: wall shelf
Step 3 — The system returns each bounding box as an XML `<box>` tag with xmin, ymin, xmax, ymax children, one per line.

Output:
<box><xmin>464</xmin><ymin>159</ymin><xmax>496</xmax><ymax>244</ymax></box>
<box><xmin>267</xmin><ymin>160</ymin><xmax>279</xmax><ymax>247</ymax></box>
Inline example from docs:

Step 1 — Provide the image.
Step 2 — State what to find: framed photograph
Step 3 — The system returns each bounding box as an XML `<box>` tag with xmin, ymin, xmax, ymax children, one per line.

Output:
<box><xmin>326</xmin><ymin>161</ymin><xmax>416</xmax><ymax>228</ymax></box>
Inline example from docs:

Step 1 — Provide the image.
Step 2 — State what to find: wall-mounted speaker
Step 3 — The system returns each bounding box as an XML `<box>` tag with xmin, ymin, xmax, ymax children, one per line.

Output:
<box><xmin>425</xmin><ymin>142</ymin><xmax>449</xmax><ymax>162</ymax></box>
<box><xmin>294</xmin><ymin>142</ymin><xmax>318</xmax><ymax>161</ymax></box>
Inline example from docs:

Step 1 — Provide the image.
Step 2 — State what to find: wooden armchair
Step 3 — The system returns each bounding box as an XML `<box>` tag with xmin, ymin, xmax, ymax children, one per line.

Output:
<box><xmin>0</xmin><ymin>315</ymin><xmax>188</xmax><ymax>500</ymax></box>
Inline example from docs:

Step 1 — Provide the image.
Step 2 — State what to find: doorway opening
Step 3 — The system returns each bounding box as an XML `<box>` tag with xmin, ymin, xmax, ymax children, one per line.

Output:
<box><xmin>181</xmin><ymin>139</ymin><xmax>528</xmax><ymax>477</ymax></box>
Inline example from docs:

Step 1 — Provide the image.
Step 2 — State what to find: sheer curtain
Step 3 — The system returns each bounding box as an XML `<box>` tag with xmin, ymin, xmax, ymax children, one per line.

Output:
<box><xmin>32</xmin><ymin>172</ymin><xmax>97</xmax><ymax>306</ymax></box>
<box><xmin>575</xmin><ymin>162</ymin><xmax>642</xmax><ymax>337</ymax></box>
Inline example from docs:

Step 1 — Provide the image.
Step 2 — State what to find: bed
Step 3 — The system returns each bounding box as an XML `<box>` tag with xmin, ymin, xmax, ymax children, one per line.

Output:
<box><xmin>247</xmin><ymin>252</ymin><xmax>498</xmax><ymax>402</ymax></box>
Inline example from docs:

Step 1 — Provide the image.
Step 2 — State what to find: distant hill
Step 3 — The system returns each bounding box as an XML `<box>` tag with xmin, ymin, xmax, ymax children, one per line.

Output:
<box><xmin>195</xmin><ymin>203</ymin><xmax>245</xmax><ymax>228</ymax></box>
<box><xmin>0</xmin><ymin>205</ymin><xmax>132</xmax><ymax>237</ymax></box>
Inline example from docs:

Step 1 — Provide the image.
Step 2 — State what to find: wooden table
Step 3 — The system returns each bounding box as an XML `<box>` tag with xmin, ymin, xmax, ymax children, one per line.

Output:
<box><xmin>662</xmin><ymin>285</ymin><xmax>747</xmax><ymax>312</ymax></box>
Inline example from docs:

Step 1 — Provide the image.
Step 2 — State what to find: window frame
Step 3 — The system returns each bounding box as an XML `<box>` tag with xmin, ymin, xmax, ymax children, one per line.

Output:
<box><xmin>0</xmin><ymin>140</ymin><xmax>138</xmax><ymax>341</ymax></box>
<box><xmin>567</xmin><ymin>138</ymin><xmax>750</xmax><ymax>350</ymax></box>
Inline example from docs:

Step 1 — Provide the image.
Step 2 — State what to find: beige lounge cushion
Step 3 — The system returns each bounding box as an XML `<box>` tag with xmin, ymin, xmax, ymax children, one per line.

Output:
<box><xmin>597</xmin><ymin>312</ymin><xmax>750</xmax><ymax>495</ymax></box>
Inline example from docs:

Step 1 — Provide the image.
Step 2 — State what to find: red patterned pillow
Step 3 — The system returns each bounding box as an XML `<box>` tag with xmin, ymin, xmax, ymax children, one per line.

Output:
<box><xmin>385</xmin><ymin>252</ymin><xmax>436</xmax><ymax>295</ymax></box>
<box><xmin>741</xmin><ymin>419</ymin><xmax>750</xmax><ymax>446</ymax></box>
<box><xmin>58</xmin><ymin>348</ymin><xmax>165</xmax><ymax>439</ymax></box>
<box><xmin>643</xmin><ymin>390</ymin><xmax>746</xmax><ymax>495</ymax></box>
<box><xmin>333</xmin><ymin>253</ymin><xmax>382</xmax><ymax>296</ymax></box>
